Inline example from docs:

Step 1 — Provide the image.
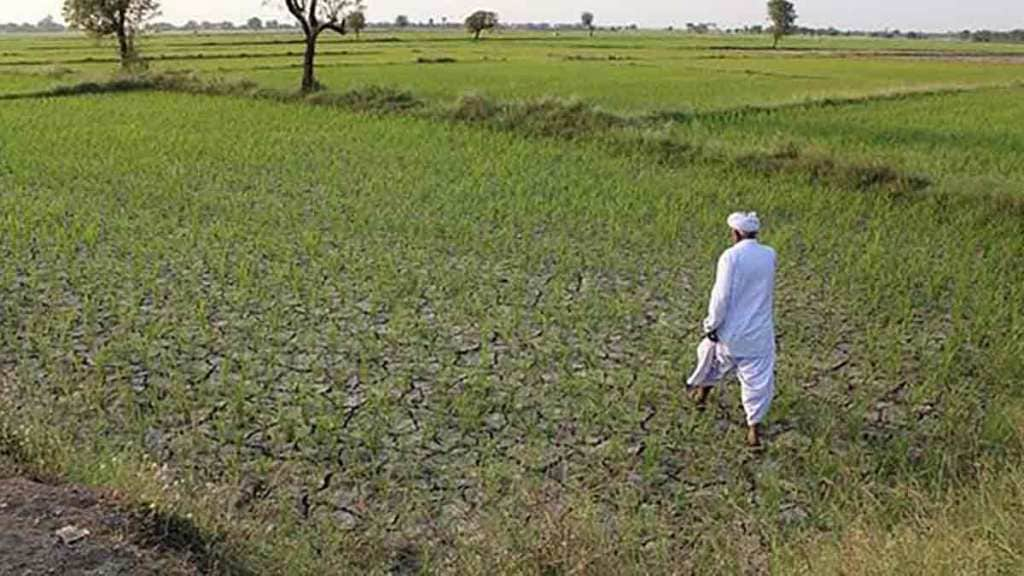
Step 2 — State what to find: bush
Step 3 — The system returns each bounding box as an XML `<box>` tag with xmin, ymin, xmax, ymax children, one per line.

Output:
<box><xmin>308</xmin><ymin>85</ymin><xmax>422</xmax><ymax>113</ymax></box>
<box><xmin>737</xmin><ymin>144</ymin><xmax>930</xmax><ymax>193</ymax></box>
<box><xmin>415</xmin><ymin>57</ymin><xmax>457</xmax><ymax>64</ymax></box>
<box><xmin>449</xmin><ymin>94</ymin><xmax>623</xmax><ymax>139</ymax></box>
<box><xmin>450</xmin><ymin>92</ymin><xmax>502</xmax><ymax>122</ymax></box>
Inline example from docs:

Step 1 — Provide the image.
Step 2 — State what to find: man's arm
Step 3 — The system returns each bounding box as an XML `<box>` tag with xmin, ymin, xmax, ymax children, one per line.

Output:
<box><xmin>703</xmin><ymin>252</ymin><xmax>733</xmax><ymax>338</ymax></box>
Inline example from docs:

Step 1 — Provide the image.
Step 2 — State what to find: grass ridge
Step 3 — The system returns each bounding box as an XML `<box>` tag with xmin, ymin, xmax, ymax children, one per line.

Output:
<box><xmin>649</xmin><ymin>81</ymin><xmax>1024</xmax><ymax>124</ymax></box>
<box><xmin>1</xmin><ymin>72</ymin><xmax>942</xmax><ymax>195</ymax></box>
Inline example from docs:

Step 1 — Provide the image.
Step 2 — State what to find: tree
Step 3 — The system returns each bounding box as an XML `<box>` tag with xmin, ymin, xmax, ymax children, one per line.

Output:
<box><xmin>464</xmin><ymin>10</ymin><xmax>497</xmax><ymax>40</ymax></box>
<box><xmin>37</xmin><ymin>15</ymin><xmax>66</xmax><ymax>32</ymax></box>
<box><xmin>147</xmin><ymin>21</ymin><xmax>174</xmax><ymax>32</ymax></box>
<box><xmin>581</xmin><ymin>11</ymin><xmax>594</xmax><ymax>37</ymax></box>
<box><xmin>395</xmin><ymin>14</ymin><xmax>410</xmax><ymax>27</ymax></box>
<box><xmin>346</xmin><ymin>10</ymin><xmax>366</xmax><ymax>39</ymax></box>
<box><xmin>281</xmin><ymin>0</ymin><xmax>365</xmax><ymax>92</ymax></box>
<box><xmin>62</xmin><ymin>0</ymin><xmax>160</xmax><ymax>67</ymax></box>
<box><xmin>767</xmin><ymin>0</ymin><xmax>797</xmax><ymax>48</ymax></box>
<box><xmin>247</xmin><ymin>16</ymin><xmax>263</xmax><ymax>30</ymax></box>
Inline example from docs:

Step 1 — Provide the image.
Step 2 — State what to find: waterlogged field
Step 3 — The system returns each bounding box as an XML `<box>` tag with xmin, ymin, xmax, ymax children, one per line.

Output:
<box><xmin>1</xmin><ymin>31</ymin><xmax>1023</xmax><ymax>575</ymax></box>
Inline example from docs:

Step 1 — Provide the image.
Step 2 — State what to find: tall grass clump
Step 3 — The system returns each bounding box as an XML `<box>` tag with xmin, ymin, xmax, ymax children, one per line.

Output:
<box><xmin>736</xmin><ymin>143</ymin><xmax>931</xmax><ymax>193</ymax></box>
<box><xmin>449</xmin><ymin>93</ymin><xmax>624</xmax><ymax>138</ymax></box>
<box><xmin>305</xmin><ymin>84</ymin><xmax>422</xmax><ymax>113</ymax></box>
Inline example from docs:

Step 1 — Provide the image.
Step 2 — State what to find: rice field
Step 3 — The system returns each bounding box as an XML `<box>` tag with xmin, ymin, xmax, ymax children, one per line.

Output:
<box><xmin>3</xmin><ymin>30</ymin><xmax>1024</xmax><ymax>110</ymax></box>
<box><xmin>1</xmin><ymin>30</ymin><xmax>1023</xmax><ymax>575</ymax></box>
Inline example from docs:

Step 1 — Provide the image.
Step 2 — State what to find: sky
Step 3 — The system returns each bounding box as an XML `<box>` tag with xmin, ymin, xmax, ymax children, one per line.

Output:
<box><xmin>3</xmin><ymin>1</ymin><xmax>1023</xmax><ymax>32</ymax></box>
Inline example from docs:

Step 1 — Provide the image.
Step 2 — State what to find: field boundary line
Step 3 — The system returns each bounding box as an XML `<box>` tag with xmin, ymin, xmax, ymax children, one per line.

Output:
<box><xmin>647</xmin><ymin>81</ymin><xmax>1024</xmax><ymax>124</ymax></box>
<box><xmin>0</xmin><ymin>73</ymin><xmax>944</xmax><ymax>194</ymax></box>
<box><xmin>0</xmin><ymin>48</ymin><xmax>385</xmax><ymax>67</ymax></box>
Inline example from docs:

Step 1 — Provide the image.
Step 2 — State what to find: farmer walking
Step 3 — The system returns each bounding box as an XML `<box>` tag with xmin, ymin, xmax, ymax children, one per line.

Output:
<box><xmin>687</xmin><ymin>212</ymin><xmax>777</xmax><ymax>448</ymax></box>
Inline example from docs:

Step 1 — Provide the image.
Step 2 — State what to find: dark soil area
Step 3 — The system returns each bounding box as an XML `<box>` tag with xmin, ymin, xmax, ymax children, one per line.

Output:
<box><xmin>0</xmin><ymin>459</ymin><xmax>202</xmax><ymax>576</ymax></box>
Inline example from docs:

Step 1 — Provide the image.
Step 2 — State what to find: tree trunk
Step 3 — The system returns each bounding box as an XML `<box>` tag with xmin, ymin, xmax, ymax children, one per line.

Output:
<box><xmin>117</xmin><ymin>31</ymin><xmax>130</xmax><ymax>65</ymax></box>
<box><xmin>116</xmin><ymin>12</ymin><xmax>131</xmax><ymax>67</ymax></box>
<box><xmin>773</xmin><ymin>34</ymin><xmax>779</xmax><ymax>49</ymax></box>
<box><xmin>589</xmin><ymin>28</ymin><xmax>594</xmax><ymax>37</ymax></box>
<box><xmin>474</xmin><ymin>29</ymin><xmax>481</xmax><ymax>40</ymax></box>
<box><xmin>301</xmin><ymin>33</ymin><xmax>318</xmax><ymax>92</ymax></box>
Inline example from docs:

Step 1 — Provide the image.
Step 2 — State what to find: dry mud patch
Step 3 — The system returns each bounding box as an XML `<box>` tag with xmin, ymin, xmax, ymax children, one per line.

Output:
<box><xmin>0</xmin><ymin>468</ymin><xmax>204</xmax><ymax>576</ymax></box>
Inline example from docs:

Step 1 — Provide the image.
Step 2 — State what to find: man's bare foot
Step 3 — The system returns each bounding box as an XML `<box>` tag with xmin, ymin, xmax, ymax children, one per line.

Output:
<box><xmin>746</xmin><ymin>424</ymin><xmax>763</xmax><ymax>448</ymax></box>
<box><xmin>688</xmin><ymin>386</ymin><xmax>710</xmax><ymax>410</ymax></box>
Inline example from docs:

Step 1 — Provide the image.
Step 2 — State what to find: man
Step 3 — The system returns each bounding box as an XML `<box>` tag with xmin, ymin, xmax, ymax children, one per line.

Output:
<box><xmin>688</xmin><ymin>212</ymin><xmax>777</xmax><ymax>447</ymax></box>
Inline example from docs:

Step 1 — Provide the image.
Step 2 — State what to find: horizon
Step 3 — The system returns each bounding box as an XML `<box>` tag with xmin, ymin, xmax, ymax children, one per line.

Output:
<box><xmin>2</xmin><ymin>1</ymin><xmax>1023</xmax><ymax>34</ymax></box>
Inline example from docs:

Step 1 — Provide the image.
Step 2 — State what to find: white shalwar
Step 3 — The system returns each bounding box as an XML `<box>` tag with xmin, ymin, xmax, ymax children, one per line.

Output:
<box><xmin>690</xmin><ymin>238</ymin><xmax>777</xmax><ymax>425</ymax></box>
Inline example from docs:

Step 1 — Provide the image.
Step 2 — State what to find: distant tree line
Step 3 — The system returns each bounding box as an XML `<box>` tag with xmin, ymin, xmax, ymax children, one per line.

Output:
<box><xmin>956</xmin><ymin>29</ymin><xmax>1024</xmax><ymax>43</ymax></box>
<box><xmin>723</xmin><ymin>25</ymin><xmax>1024</xmax><ymax>43</ymax></box>
<box><xmin>0</xmin><ymin>15</ymin><xmax>67</xmax><ymax>33</ymax></box>
<box><xmin>3</xmin><ymin>12</ymin><xmax>1020</xmax><ymax>46</ymax></box>
<box><xmin>685</xmin><ymin>23</ymin><xmax>719</xmax><ymax>34</ymax></box>
<box><xmin>0</xmin><ymin>15</ymin><xmax>642</xmax><ymax>34</ymax></box>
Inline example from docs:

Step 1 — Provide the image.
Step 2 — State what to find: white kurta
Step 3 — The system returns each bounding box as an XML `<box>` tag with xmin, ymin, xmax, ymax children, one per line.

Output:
<box><xmin>693</xmin><ymin>239</ymin><xmax>777</xmax><ymax>425</ymax></box>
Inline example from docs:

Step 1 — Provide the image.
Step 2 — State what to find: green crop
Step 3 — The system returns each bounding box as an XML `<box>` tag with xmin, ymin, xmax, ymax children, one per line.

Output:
<box><xmin>4</xmin><ymin>30</ymin><xmax>1024</xmax><ymax>110</ymax></box>
<box><xmin>1</xmin><ymin>31</ymin><xmax>1022</xmax><ymax>575</ymax></box>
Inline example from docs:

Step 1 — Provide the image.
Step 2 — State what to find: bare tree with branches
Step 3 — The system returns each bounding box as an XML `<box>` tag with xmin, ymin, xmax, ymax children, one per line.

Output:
<box><xmin>278</xmin><ymin>0</ymin><xmax>365</xmax><ymax>92</ymax></box>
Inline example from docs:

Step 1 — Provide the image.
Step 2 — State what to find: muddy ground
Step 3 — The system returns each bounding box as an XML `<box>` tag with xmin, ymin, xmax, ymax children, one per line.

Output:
<box><xmin>0</xmin><ymin>457</ymin><xmax>204</xmax><ymax>576</ymax></box>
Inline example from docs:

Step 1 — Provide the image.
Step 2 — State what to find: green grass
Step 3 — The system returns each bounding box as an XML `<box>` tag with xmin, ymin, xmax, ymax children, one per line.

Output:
<box><xmin>0</xmin><ymin>70</ymin><xmax>77</xmax><ymax>95</ymax></box>
<box><xmin>0</xmin><ymin>31</ymin><xmax>1022</xmax><ymax>574</ymax></box>
<box><xmin>232</xmin><ymin>55</ymin><xmax>1023</xmax><ymax>113</ymax></box>
<box><xmin>3</xmin><ymin>31</ymin><xmax>1022</xmax><ymax>109</ymax></box>
<box><xmin>679</xmin><ymin>85</ymin><xmax>1024</xmax><ymax>196</ymax></box>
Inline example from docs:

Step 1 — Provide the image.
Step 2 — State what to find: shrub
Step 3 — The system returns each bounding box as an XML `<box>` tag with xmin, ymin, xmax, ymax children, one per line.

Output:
<box><xmin>308</xmin><ymin>85</ymin><xmax>422</xmax><ymax>113</ymax></box>
<box><xmin>415</xmin><ymin>57</ymin><xmax>457</xmax><ymax>64</ymax></box>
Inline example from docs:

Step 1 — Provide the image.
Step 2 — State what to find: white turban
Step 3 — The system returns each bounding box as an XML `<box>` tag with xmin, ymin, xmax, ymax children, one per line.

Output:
<box><xmin>727</xmin><ymin>212</ymin><xmax>761</xmax><ymax>234</ymax></box>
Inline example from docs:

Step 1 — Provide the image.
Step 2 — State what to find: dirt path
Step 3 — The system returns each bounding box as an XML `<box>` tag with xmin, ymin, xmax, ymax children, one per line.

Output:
<box><xmin>0</xmin><ymin>460</ymin><xmax>202</xmax><ymax>576</ymax></box>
